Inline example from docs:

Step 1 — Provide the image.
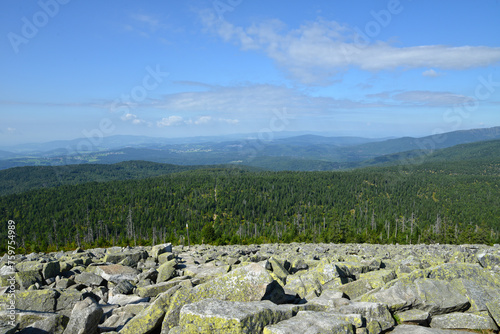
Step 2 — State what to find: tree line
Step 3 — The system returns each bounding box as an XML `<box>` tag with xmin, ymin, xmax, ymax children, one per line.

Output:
<box><xmin>1</xmin><ymin>161</ymin><xmax>499</xmax><ymax>253</ymax></box>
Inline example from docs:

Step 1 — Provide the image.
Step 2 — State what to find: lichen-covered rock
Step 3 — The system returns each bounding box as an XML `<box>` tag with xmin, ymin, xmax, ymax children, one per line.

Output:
<box><xmin>135</xmin><ymin>280</ymin><xmax>187</xmax><ymax>298</ymax></box>
<box><xmin>338</xmin><ymin>278</ymin><xmax>373</xmax><ymax>300</ymax></box>
<box><xmin>360</xmin><ymin>278</ymin><xmax>470</xmax><ymax>315</ymax></box>
<box><xmin>388</xmin><ymin>324</ymin><xmax>473</xmax><ymax>333</ymax></box>
<box><xmin>55</xmin><ymin>289</ymin><xmax>89</xmax><ymax>313</ymax></box>
<box><xmin>15</xmin><ymin>289</ymin><xmax>59</xmax><ymax>312</ymax></box>
<box><xmin>119</xmin><ymin>285</ymin><xmax>181</xmax><ymax>334</ymax></box>
<box><xmin>477</xmin><ymin>252</ymin><xmax>500</xmax><ymax>269</ymax></box>
<box><xmin>74</xmin><ymin>272</ymin><xmax>106</xmax><ymax>287</ymax></box>
<box><xmin>394</xmin><ymin>309</ymin><xmax>430</xmax><ymax>326</ymax></box>
<box><xmin>113</xmin><ymin>280</ymin><xmax>135</xmax><ymax>295</ymax></box>
<box><xmin>263</xmin><ymin>311</ymin><xmax>355</xmax><ymax>334</ymax></box>
<box><xmin>158</xmin><ymin>252</ymin><xmax>175</xmax><ymax>265</ymax></box>
<box><xmin>15</xmin><ymin>271</ymin><xmax>42</xmax><ymax>290</ymax></box>
<box><xmin>107</xmin><ymin>293</ymin><xmax>149</xmax><ymax>306</ymax></box>
<box><xmin>178</xmin><ymin>299</ymin><xmax>294</xmax><ymax>334</ymax></box>
<box><xmin>42</xmin><ymin>261</ymin><xmax>60</xmax><ymax>280</ymax></box>
<box><xmin>430</xmin><ymin>311</ymin><xmax>499</xmax><ymax>332</ymax></box>
<box><xmin>15</xmin><ymin>261</ymin><xmax>43</xmax><ymax>273</ymax></box>
<box><xmin>0</xmin><ymin>311</ymin><xmax>58</xmax><ymax>331</ymax></box>
<box><xmin>104</xmin><ymin>249</ymin><xmax>148</xmax><ymax>266</ymax></box>
<box><xmin>157</xmin><ymin>259</ymin><xmax>177</xmax><ymax>283</ymax></box>
<box><xmin>62</xmin><ymin>297</ymin><xmax>103</xmax><ymax>334</ymax></box>
<box><xmin>268</xmin><ymin>257</ymin><xmax>289</xmax><ymax>282</ymax></box>
<box><xmin>20</xmin><ymin>313</ymin><xmax>68</xmax><ymax>334</ymax></box>
<box><xmin>151</xmin><ymin>243</ymin><xmax>172</xmax><ymax>260</ymax></box>
<box><xmin>336</xmin><ymin>301</ymin><xmax>395</xmax><ymax>331</ymax></box>
<box><xmin>161</xmin><ymin>263</ymin><xmax>287</xmax><ymax>331</ymax></box>
<box><xmin>359</xmin><ymin>269</ymin><xmax>397</xmax><ymax>289</ymax></box>
<box><xmin>486</xmin><ymin>301</ymin><xmax>500</xmax><ymax>328</ymax></box>
<box><xmin>95</xmin><ymin>264</ymin><xmax>139</xmax><ymax>283</ymax></box>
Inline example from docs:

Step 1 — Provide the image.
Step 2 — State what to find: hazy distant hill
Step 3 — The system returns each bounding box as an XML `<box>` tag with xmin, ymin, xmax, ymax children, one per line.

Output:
<box><xmin>0</xmin><ymin>126</ymin><xmax>498</xmax><ymax>170</ymax></box>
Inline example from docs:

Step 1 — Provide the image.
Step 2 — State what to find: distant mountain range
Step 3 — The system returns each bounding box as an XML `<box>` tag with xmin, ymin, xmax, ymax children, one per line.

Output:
<box><xmin>1</xmin><ymin>137</ymin><xmax>499</xmax><ymax>196</ymax></box>
<box><xmin>0</xmin><ymin>126</ymin><xmax>499</xmax><ymax>171</ymax></box>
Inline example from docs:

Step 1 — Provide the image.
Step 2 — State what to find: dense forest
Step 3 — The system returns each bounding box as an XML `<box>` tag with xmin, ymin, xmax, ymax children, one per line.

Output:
<box><xmin>1</xmin><ymin>157</ymin><xmax>499</xmax><ymax>253</ymax></box>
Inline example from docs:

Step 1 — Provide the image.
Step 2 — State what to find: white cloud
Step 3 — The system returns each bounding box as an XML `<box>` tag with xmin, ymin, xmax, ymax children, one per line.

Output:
<box><xmin>200</xmin><ymin>11</ymin><xmax>500</xmax><ymax>84</ymax></box>
<box><xmin>121</xmin><ymin>113</ymin><xmax>136</xmax><ymax>121</ymax></box>
<box><xmin>422</xmin><ymin>69</ymin><xmax>442</xmax><ymax>77</ymax></box>
<box><xmin>157</xmin><ymin>115</ymin><xmax>185</xmax><ymax>127</ymax></box>
<box><xmin>7</xmin><ymin>127</ymin><xmax>16</xmax><ymax>133</ymax></box>
<box><xmin>195</xmin><ymin>116</ymin><xmax>212</xmax><ymax>125</ymax></box>
<box><xmin>154</xmin><ymin>84</ymin><xmax>384</xmax><ymax>118</ymax></box>
<box><xmin>377</xmin><ymin>90</ymin><xmax>474</xmax><ymax>107</ymax></box>
<box><xmin>219</xmin><ymin>118</ymin><xmax>239</xmax><ymax>125</ymax></box>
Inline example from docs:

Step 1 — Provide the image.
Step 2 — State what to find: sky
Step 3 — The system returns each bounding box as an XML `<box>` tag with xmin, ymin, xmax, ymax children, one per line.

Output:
<box><xmin>1</xmin><ymin>0</ymin><xmax>500</xmax><ymax>146</ymax></box>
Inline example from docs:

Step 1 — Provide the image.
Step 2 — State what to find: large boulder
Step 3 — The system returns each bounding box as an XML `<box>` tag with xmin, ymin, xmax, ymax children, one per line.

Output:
<box><xmin>42</xmin><ymin>261</ymin><xmax>61</xmax><ymax>280</ymax></box>
<box><xmin>157</xmin><ymin>259</ymin><xmax>177</xmax><ymax>282</ymax></box>
<box><xmin>15</xmin><ymin>271</ymin><xmax>42</xmax><ymax>290</ymax></box>
<box><xmin>95</xmin><ymin>264</ymin><xmax>139</xmax><ymax>283</ymax></box>
<box><xmin>74</xmin><ymin>272</ymin><xmax>106</xmax><ymax>287</ymax></box>
<box><xmin>263</xmin><ymin>311</ymin><xmax>355</xmax><ymax>334</ymax></box>
<box><xmin>360</xmin><ymin>278</ymin><xmax>470</xmax><ymax>315</ymax></box>
<box><xmin>430</xmin><ymin>311</ymin><xmax>499</xmax><ymax>332</ymax></box>
<box><xmin>14</xmin><ymin>290</ymin><xmax>59</xmax><ymax>312</ymax></box>
<box><xmin>161</xmin><ymin>263</ymin><xmax>287</xmax><ymax>331</ymax></box>
<box><xmin>119</xmin><ymin>285</ymin><xmax>181</xmax><ymax>334</ymax></box>
<box><xmin>62</xmin><ymin>298</ymin><xmax>103</xmax><ymax>334</ymax></box>
<box><xmin>103</xmin><ymin>249</ymin><xmax>148</xmax><ymax>266</ymax></box>
<box><xmin>335</xmin><ymin>301</ymin><xmax>395</xmax><ymax>331</ymax></box>
<box><xmin>19</xmin><ymin>313</ymin><xmax>68</xmax><ymax>334</ymax></box>
<box><xmin>389</xmin><ymin>324</ymin><xmax>480</xmax><ymax>334</ymax></box>
<box><xmin>178</xmin><ymin>299</ymin><xmax>294</xmax><ymax>333</ymax></box>
<box><xmin>151</xmin><ymin>243</ymin><xmax>172</xmax><ymax>260</ymax></box>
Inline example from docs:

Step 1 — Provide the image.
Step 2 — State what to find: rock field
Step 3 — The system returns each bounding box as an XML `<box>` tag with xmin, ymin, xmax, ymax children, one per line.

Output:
<box><xmin>0</xmin><ymin>242</ymin><xmax>499</xmax><ymax>333</ymax></box>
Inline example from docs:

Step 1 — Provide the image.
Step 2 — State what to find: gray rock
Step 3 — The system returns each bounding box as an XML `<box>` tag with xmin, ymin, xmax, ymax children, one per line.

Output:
<box><xmin>74</xmin><ymin>272</ymin><xmax>106</xmax><ymax>287</ymax></box>
<box><xmin>338</xmin><ymin>278</ymin><xmax>373</xmax><ymax>300</ymax></box>
<box><xmin>178</xmin><ymin>299</ymin><xmax>294</xmax><ymax>333</ymax></box>
<box><xmin>15</xmin><ymin>271</ymin><xmax>42</xmax><ymax>290</ymax></box>
<box><xmin>158</xmin><ymin>252</ymin><xmax>175</xmax><ymax>264</ymax></box>
<box><xmin>263</xmin><ymin>311</ymin><xmax>355</xmax><ymax>334</ymax></box>
<box><xmin>95</xmin><ymin>264</ymin><xmax>139</xmax><ymax>283</ymax></box>
<box><xmin>388</xmin><ymin>324</ymin><xmax>476</xmax><ymax>334</ymax></box>
<box><xmin>13</xmin><ymin>290</ymin><xmax>59</xmax><ymax>312</ymax></box>
<box><xmin>430</xmin><ymin>311</ymin><xmax>499</xmax><ymax>331</ymax></box>
<box><xmin>135</xmin><ymin>280</ymin><xmax>188</xmax><ymax>298</ymax></box>
<box><xmin>361</xmin><ymin>278</ymin><xmax>470</xmax><ymax>315</ymax></box>
<box><xmin>477</xmin><ymin>252</ymin><xmax>500</xmax><ymax>269</ymax></box>
<box><xmin>113</xmin><ymin>280</ymin><xmax>135</xmax><ymax>295</ymax></box>
<box><xmin>119</xmin><ymin>285</ymin><xmax>181</xmax><ymax>334</ymax></box>
<box><xmin>19</xmin><ymin>313</ymin><xmax>68</xmax><ymax>334</ymax></box>
<box><xmin>486</xmin><ymin>301</ymin><xmax>500</xmax><ymax>328</ymax></box>
<box><xmin>107</xmin><ymin>293</ymin><xmax>149</xmax><ymax>306</ymax></box>
<box><xmin>42</xmin><ymin>261</ymin><xmax>60</xmax><ymax>280</ymax></box>
<box><xmin>63</xmin><ymin>298</ymin><xmax>103</xmax><ymax>334</ymax></box>
<box><xmin>395</xmin><ymin>309</ymin><xmax>430</xmax><ymax>326</ymax></box>
<box><xmin>151</xmin><ymin>243</ymin><xmax>172</xmax><ymax>260</ymax></box>
<box><xmin>104</xmin><ymin>250</ymin><xmax>148</xmax><ymax>266</ymax></box>
<box><xmin>55</xmin><ymin>278</ymin><xmax>75</xmax><ymax>289</ymax></box>
<box><xmin>336</xmin><ymin>301</ymin><xmax>395</xmax><ymax>331</ymax></box>
<box><xmin>157</xmin><ymin>259</ymin><xmax>177</xmax><ymax>282</ymax></box>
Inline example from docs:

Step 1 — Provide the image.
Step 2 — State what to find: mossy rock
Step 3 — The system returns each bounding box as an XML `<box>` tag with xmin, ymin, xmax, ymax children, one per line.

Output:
<box><xmin>15</xmin><ymin>289</ymin><xmax>59</xmax><ymax>312</ymax></box>
<box><xmin>119</xmin><ymin>285</ymin><xmax>181</xmax><ymax>334</ymax></box>
<box><xmin>178</xmin><ymin>299</ymin><xmax>294</xmax><ymax>334</ymax></box>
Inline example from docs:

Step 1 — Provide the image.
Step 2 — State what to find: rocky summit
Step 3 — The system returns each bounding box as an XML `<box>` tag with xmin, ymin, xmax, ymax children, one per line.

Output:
<box><xmin>0</xmin><ymin>243</ymin><xmax>499</xmax><ymax>334</ymax></box>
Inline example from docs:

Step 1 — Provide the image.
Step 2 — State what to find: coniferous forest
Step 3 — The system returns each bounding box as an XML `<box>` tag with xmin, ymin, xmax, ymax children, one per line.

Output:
<box><xmin>1</xmin><ymin>156</ymin><xmax>499</xmax><ymax>253</ymax></box>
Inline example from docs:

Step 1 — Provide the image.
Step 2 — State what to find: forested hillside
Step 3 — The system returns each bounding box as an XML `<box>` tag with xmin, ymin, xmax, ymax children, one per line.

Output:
<box><xmin>1</xmin><ymin>158</ymin><xmax>499</xmax><ymax>253</ymax></box>
<box><xmin>0</xmin><ymin>161</ymin><xmax>259</xmax><ymax>196</ymax></box>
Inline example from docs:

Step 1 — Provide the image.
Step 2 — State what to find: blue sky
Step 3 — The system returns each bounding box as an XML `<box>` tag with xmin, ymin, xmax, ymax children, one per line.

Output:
<box><xmin>1</xmin><ymin>0</ymin><xmax>500</xmax><ymax>145</ymax></box>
